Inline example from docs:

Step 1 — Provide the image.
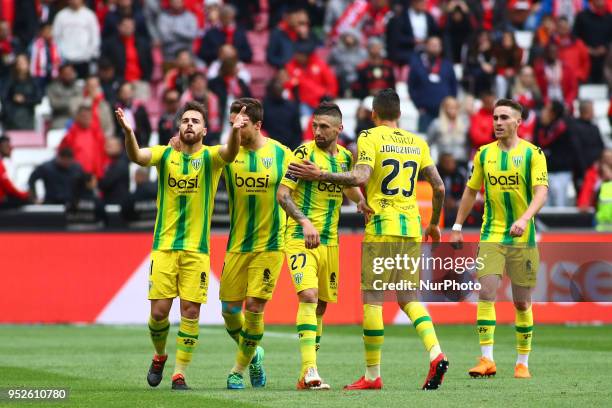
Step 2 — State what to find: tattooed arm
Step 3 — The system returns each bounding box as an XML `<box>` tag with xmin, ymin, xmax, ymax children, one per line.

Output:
<box><xmin>276</xmin><ymin>184</ymin><xmax>320</xmax><ymax>249</ymax></box>
<box><xmin>287</xmin><ymin>161</ymin><xmax>373</xmax><ymax>186</ymax></box>
<box><xmin>420</xmin><ymin>164</ymin><xmax>445</xmax><ymax>242</ymax></box>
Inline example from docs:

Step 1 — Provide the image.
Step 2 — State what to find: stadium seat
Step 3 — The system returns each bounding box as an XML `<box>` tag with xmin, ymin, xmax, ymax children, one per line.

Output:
<box><xmin>6</xmin><ymin>130</ymin><xmax>45</xmax><ymax>148</ymax></box>
<box><xmin>46</xmin><ymin>129</ymin><xmax>67</xmax><ymax>150</ymax></box>
<box><xmin>515</xmin><ymin>31</ymin><xmax>534</xmax><ymax>51</ymax></box>
<box><xmin>399</xmin><ymin>98</ymin><xmax>419</xmax><ymax>133</ymax></box>
<box><xmin>597</xmin><ymin>117</ymin><xmax>611</xmax><ymax>139</ymax></box>
<box><xmin>579</xmin><ymin>84</ymin><xmax>609</xmax><ymax>101</ymax></box>
<box><xmin>453</xmin><ymin>64</ymin><xmax>463</xmax><ymax>82</ymax></box>
<box><xmin>593</xmin><ymin>99</ymin><xmax>610</xmax><ymax>118</ymax></box>
<box><xmin>10</xmin><ymin>147</ymin><xmax>55</xmax><ymax>191</ymax></box>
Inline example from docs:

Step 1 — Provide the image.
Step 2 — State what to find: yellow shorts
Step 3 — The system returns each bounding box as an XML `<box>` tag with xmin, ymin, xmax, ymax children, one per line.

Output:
<box><xmin>219</xmin><ymin>251</ymin><xmax>284</xmax><ymax>301</ymax></box>
<box><xmin>285</xmin><ymin>239</ymin><xmax>339</xmax><ymax>303</ymax></box>
<box><xmin>477</xmin><ymin>243</ymin><xmax>539</xmax><ymax>288</ymax></box>
<box><xmin>362</xmin><ymin>233</ymin><xmax>422</xmax><ymax>290</ymax></box>
<box><xmin>148</xmin><ymin>250</ymin><xmax>210</xmax><ymax>303</ymax></box>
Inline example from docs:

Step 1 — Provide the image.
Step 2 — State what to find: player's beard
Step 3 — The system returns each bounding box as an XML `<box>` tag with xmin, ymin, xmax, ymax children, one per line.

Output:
<box><xmin>315</xmin><ymin>136</ymin><xmax>334</xmax><ymax>149</ymax></box>
<box><xmin>180</xmin><ymin>129</ymin><xmax>204</xmax><ymax>145</ymax></box>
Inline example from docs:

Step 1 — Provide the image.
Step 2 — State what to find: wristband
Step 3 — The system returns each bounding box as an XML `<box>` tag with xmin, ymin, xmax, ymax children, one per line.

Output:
<box><xmin>451</xmin><ymin>223</ymin><xmax>463</xmax><ymax>232</ymax></box>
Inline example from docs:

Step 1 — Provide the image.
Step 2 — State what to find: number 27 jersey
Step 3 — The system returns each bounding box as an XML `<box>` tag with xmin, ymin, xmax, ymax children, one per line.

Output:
<box><xmin>356</xmin><ymin>126</ymin><xmax>433</xmax><ymax>237</ymax></box>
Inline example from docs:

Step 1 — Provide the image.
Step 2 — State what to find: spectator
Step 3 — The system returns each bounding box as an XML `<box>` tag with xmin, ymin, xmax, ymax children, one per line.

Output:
<box><xmin>113</xmin><ymin>82</ymin><xmax>152</xmax><ymax>146</ymax></box>
<box><xmin>99</xmin><ymin>137</ymin><xmax>130</xmax><ymax>204</ymax></box>
<box><xmin>328</xmin><ymin>0</ymin><xmax>392</xmax><ymax>41</ymax></box>
<box><xmin>12</xmin><ymin>0</ymin><xmax>41</xmax><ymax>47</ymax></box>
<box><xmin>143</xmin><ymin>0</ymin><xmax>163</xmax><ymax>45</ymax></box>
<box><xmin>441</xmin><ymin>0</ymin><xmax>477</xmax><ymax>63</ymax></box>
<box><xmin>164</xmin><ymin>49</ymin><xmax>198</xmax><ymax>95</ymax></box>
<box><xmin>554</xmin><ymin>16</ymin><xmax>591</xmax><ymax>84</ymax></box>
<box><xmin>179</xmin><ymin>72</ymin><xmax>221</xmax><ymax>140</ymax></box>
<box><xmin>577</xmin><ymin>148</ymin><xmax>612</xmax><ymax>209</ymax></box>
<box><xmin>47</xmin><ymin>63</ymin><xmax>83</xmax><ymax>130</ymax></box>
<box><xmin>102</xmin><ymin>16</ymin><xmax>153</xmax><ymax>100</ymax></box>
<box><xmin>65</xmin><ymin>171</ymin><xmax>107</xmax><ymax>229</ymax></box>
<box><xmin>102</xmin><ymin>0</ymin><xmax>148</xmax><ymax>39</ymax></box>
<box><xmin>0</xmin><ymin>20</ymin><xmax>20</xmax><ymax>98</ymax></box>
<box><xmin>208</xmin><ymin>57</ymin><xmax>251</xmax><ymax>143</ymax></box>
<box><xmin>121</xmin><ymin>167</ymin><xmax>157</xmax><ymax>225</ymax></box>
<box><xmin>351</xmin><ymin>37</ymin><xmax>395</xmax><ymax>99</ymax></box>
<box><xmin>266</xmin><ymin>7</ymin><xmax>317</xmax><ymax>68</ymax></box>
<box><xmin>324</xmin><ymin>0</ymin><xmax>353</xmax><ymax>35</ymax></box>
<box><xmin>1</xmin><ymin>54</ymin><xmax>41</xmax><ymax>130</ymax></box>
<box><xmin>571</xmin><ymin>100</ymin><xmax>605</xmax><ymax>176</ymax></box>
<box><xmin>198</xmin><ymin>4</ymin><xmax>252</xmax><ymax>65</ymax></box>
<box><xmin>157</xmin><ymin>89</ymin><xmax>181</xmax><ymax>146</ymax></box>
<box><xmin>262</xmin><ymin>74</ymin><xmax>302</xmax><ymax>150</ymax></box>
<box><xmin>59</xmin><ymin>104</ymin><xmax>107</xmax><ymax>179</ymax></box>
<box><xmin>468</xmin><ymin>91</ymin><xmax>496</xmax><ymax>153</ymax></box>
<box><xmin>408</xmin><ymin>36</ymin><xmax>457</xmax><ymax>132</ymax></box>
<box><xmin>28</xmin><ymin>147</ymin><xmax>84</xmax><ymax>204</ymax></box>
<box><xmin>468</xmin><ymin>0</ymin><xmax>511</xmax><ymax>31</ymax></box>
<box><xmin>606</xmin><ymin>49</ymin><xmax>612</xmax><ymax>93</ymax></box>
<box><xmin>355</xmin><ymin>95</ymin><xmax>375</xmax><ymax>136</ymax></box>
<box><xmin>534</xmin><ymin>43</ymin><xmax>578</xmax><ymax>110</ymax></box>
<box><xmin>573</xmin><ymin>0</ymin><xmax>612</xmax><ymax>83</ymax></box>
<box><xmin>438</xmin><ymin>152</ymin><xmax>468</xmax><ymax>226</ymax></box>
<box><xmin>493</xmin><ymin>31</ymin><xmax>523</xmax><ymax>98</ymax></box>
<box><xmin>386</xmin><ymin>0</ymin><xmax>439</xmax><ymax>67</ymax></box>
<box><xmin>0</xmin><ymin>135</ymin><xmax>29</xmax><ymax>207</ymax></box>
<box><xmin>511</xmin><ymin>65</ymin><xmax>542</xmax><ymax>141</ymax></box>
<box><xmin>461</xmin><ymin>30</ymin><xmax>496</xmax><ymax>96</ymax></box>
<box><xmin>284</xmin><ymin>40</ymin><xmax>338</xmax><ymax>115</ymax></box>
<box><xmin>71</xmin><ymin>76</ymin><xmax>116</xmax><ymax>138</ymax></box>
<box><xmin>529</xmin><ymin>14</ymin><xmax>556</xmax><ymax>62</ymax></box>
<box><xmin>507</xmin><ymin>0</ymin><xmax>532</xmax><ymax>29</ymax></box>
<box><xmin>206</xmin><ymin>44</ymin><xmax>251</xmax><ymax>86</ymax></box>
<box><xmin>157</xmin><ymin>0</ymin><xmax>199</xmax><ymax>66</ymax></box>
<box><xmin>52</xmin><ymin>0</ymin><xmax>100</xmax><ymax>78</ymax></box>
<box><xmin>328</xmin><ymin>28</ymin><xmax>367</xmax><ymax>97</ymax></box>
<box><xmin>534</xmin><ymin>100</ymin><xmax>579</xmax><ymax>207</ymax></box>
<box><xmin>227</xmin><ymin>0</ymin><xmax>261</xmax><ymax>31</ymax></box>
<box><xmin>98</xmin><ymin>58</ymin><xmax>121</xmax><ymax>107</ymax></box>
<box><xmin>29</xmin><ymin>22</ymin><xmax>61</xmax><ymax>92</ymax></box>
<box><xmin>427</xmin><ymin>96</ymin><xmax>469</xmax><ymax>164</ymax></box>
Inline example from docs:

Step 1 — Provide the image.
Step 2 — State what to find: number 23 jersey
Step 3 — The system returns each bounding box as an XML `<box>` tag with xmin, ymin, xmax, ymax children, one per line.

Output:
<box><xmin>356</xmin><ymin>125</ymin><xmax>433</xmax><ymax>237</ymax></box>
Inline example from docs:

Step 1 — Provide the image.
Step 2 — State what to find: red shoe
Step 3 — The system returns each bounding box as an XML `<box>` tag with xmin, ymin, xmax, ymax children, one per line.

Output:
<box><xmin>422</xmin><ymin>353</ymin><xmax>449</xmax><ymax>390</ymax></box>
<box><xmin>343</xmin><ymin>376</ymin><xmax>383</xmax><ymax>390</ymax></box>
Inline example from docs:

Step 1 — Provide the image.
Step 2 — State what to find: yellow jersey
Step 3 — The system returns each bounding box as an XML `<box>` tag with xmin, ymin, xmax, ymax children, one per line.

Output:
<box><xmin>356</xmin><ymin>125</ymin><xmax>433</xmax><ymax>237</ymax></box>
<box><xmin>224</xmin><ymin>138</ymin><xmax>296</xmax><ymax>253</ymax></box>
<box><xmin>147</xmin><ymin>145</ymin><xmax>227</xmax><ymax>253</ymax></box>
<box><xmin>467</xmin><ymin>139</ymin><xmax>548</xmax><ymax>246</ymax></box>
<box><xmin>281</xmin><ymin>141</ymin><xmax>353</xmax><ymax>246</ymax></box>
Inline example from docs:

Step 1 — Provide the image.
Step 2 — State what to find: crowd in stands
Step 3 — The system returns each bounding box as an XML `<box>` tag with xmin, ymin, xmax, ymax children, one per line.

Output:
<box><xmin>0</xmin><ymin>0</ymin><xmax>612</xmax><ymax>228</ymax></box>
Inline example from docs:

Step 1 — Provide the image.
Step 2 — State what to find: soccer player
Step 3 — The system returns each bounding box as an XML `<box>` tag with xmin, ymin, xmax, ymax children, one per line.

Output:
<box><xmin>115</xmin><ymin>101</ymin><xmax>246</xmax><ymax>390</ymax></box>
<box><xmin>219</xmin><ymin>98</ymin><xmax>298</xmax><ymax>390</ymax></box>
<box><xmin>288</xmin><ymin>89</ymin><xmax>449</xmax><ymax>390</ymax></box>
<box><xmin>276</xmin><ymin>102</ymin><xmax>370</xmax><ymax>390</ymax></box>
<box><xmin>450</xmin><ymin>99</ymin><xmax>548</xmax><ymax>379</ymax></box>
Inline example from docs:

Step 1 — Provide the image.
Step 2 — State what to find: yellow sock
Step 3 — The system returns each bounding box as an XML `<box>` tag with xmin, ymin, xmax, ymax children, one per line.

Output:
<box><xmin>403</xmin><ymin>302</ymin><xmax>440</xmax><ymax>360</ymax></box>
<box><xmin>222</xmin><ymin>302</ymin><xmax>244</xmax><ymax>344</ymax></box>
<box><xmin>363</xmin><ymin>304</ymin><xmax>384</xmax><ymax>376</ymax></box>
<box><xmin>233</xmin><ymin>311</ymin><xmax>264</xmax><ymax>373</ymax></box>
<box><xmin>296</xmin><ymin>302</ymin><xmax>317</xmax><ymax>375</ymax></box>
<box><xmin>515</xmin><ymin>306</ymin><xmax>533</xmax><ymax>355</ymax></box>
<box><xmin>316</xmin><ymin>315</ymin><xmax>323</xmax><ymax>352</ymax></box>
<box><xmin>148</xmin><ymin>316</ymin><xmax>169</xmax><ymax>356</ymax></box>
<box><xmin>173</xmin><ymin>316</ymin><xmax>199</xmax><ymax>377</ymax></box>
<box><xmin>477</xmin><ymin>300</ymin><xmax>496</xmax><ymax>360</ymax></box>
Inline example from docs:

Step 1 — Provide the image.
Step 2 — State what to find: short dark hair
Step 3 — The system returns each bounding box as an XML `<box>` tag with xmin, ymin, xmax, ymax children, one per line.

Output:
<box><xmin>373</xmin><ymin>88</ymin><xmax>400</xmax><ymax>120</ymax></box>
<box><xmin>313</xmin><ymin>101</ymin><xmax>342</xmax><ymax>121</ymax></box>
<box><xmin>180</xmin><ymin>101</ymin><xmax>208</xmax><ymax>125</ymax></box>
<box><xmin>550</xmin><ymin>100</ymin><xmax>565</xmax><ymax>119</ymax></box>
<box><xmin>230</xmin><ymin>98</ymin><xmax>263</xmax><ymax>124</ymax></box>
<box><xmin>494</xmin><ymin>98</ymin><xmax>523</xmax><ymax>116</ymax></box>
<box><xmin>0</xmin><ymin>134</ymin><xmax>9</xmax><ymax>144</ymax></box>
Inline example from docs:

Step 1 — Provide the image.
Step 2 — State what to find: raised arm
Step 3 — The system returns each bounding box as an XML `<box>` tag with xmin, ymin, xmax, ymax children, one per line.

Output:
<box><xmin>115</xmin><ymin>108</ymin><xmax>151</xmax><ymax>166</ymax></box>
<box><xmin>219</xmin><ymin>106</ymin><xmax>246</xmax><ymax>163</ymax></box>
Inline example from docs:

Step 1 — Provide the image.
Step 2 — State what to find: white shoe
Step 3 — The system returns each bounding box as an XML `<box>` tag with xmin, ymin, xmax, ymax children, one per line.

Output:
<box><xmin>296</xmin><ymin>367</ymin><xmax>330</xmax><ymax>390</ymax></box>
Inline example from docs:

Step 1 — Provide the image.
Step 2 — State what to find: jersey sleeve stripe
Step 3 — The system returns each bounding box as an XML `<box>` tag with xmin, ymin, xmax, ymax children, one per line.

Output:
<box><xmin>480</xmin><ymin>147</ymin><xmax>492</xmax><ymax>240</ymax></box>
<box><xmin>197</xmin><ymin>150</ymin><xmax>212</xmax><ymax>253</ymax></box>
<box><xmin>224</xmin><ymin>166</ymin><xmax>236</xmax><ymax>251</ymax></box>
<box><xmin>171</xmin><ymin>157</ymin><xmax>190</xmax><ymax>249</ymax></box>
<box><xmin>266</xmin><ymin>145</ymin><xmax>285</xmax><ymax>251</ymax></box>
<box><xmin>153</xmin><ymin>149</ymin><xmax>172</xmax><ymax>250</ymax></box>
<box><xmin>241</xmin><ymin>151</ymin><xmax>258</xmax><ymax>252</ymax></box>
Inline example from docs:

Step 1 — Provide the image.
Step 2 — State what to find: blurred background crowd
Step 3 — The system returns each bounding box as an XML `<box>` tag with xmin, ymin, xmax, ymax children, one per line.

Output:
<box><xmin>0</xmin><ymin>0</ymin><xmax>611</xmax><ymax>229</ymax></box>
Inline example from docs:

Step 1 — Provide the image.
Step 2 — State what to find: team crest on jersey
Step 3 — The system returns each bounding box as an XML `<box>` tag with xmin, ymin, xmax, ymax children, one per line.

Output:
<box><xmin>191</xmin><ymin>158</ymin><xmax>202</xmax><ymax>171</ymax></box>
<box><xmin>261</xmin><ymin>157</ymin><xmax>273</xmax><ymax>169</ymax></box>
<box><xmin>512</xmin><ymin>156</ymin><xmax>523</xmax><ymax>167</ymax></box>
<box><xmin>293</xmin><ymin>272</ymin><xmax>303</xmax><ymax>285</ymax></box>
<box><xmin>340</xmin><ymin>163</ymin><xmax>348</xmax><ymax>171</ymax></box>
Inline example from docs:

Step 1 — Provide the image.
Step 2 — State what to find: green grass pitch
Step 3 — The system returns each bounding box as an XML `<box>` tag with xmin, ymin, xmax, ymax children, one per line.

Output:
<box><xmin>1</xmin><ymin>324</ymin><xmax>611</xmax><ymax>407</ymax></box>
